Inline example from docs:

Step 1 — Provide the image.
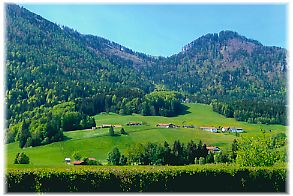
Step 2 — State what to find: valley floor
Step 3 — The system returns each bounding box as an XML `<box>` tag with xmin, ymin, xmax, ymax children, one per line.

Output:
<box><xmin>6</xmin><ymin>103</ymin><xmax>286</xmax><ymax>168</ymax></box>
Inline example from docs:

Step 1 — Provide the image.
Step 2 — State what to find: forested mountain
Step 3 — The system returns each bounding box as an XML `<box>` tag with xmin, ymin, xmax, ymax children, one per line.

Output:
<box><xmin>6</xmin><ymin>4</ymin><xmax>153</xmax><ymax>122</ymax></box>
<box><xmin>5</xmin><ymin>4</ymin><xmax>287</xmax><ymax>146</ymax></box>
<box><xmin>138</xmin><ymin>31</ymin><xmax>287</xmax><ymax>125</ymax></box>
<box><xmin>141</xmin><ymin>31</ymin><xmax>287</xmax><ymax>103</ymax></box>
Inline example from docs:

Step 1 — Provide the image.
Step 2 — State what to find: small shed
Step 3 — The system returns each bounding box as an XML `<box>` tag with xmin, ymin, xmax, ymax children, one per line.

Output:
<box><xmin>127</xmin><ymin>122</ymin><xmax>142</xmax><ymax>126</ymax></box>
<box><xmin>65</xmin><ymin>158</ymin><xmax>71</xmax><ymax>164</ymax></box>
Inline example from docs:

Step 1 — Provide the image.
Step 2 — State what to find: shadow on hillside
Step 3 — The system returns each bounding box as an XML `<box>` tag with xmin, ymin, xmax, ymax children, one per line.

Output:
<box><xmin>166</xmin><ymin>104</ymin><xmax>190</xmax><ymax>118</ymax></box>
<box><xmin>177</xmin><ymin>104</ymin><xmax>191</xmax><ymax>116</ymax></box>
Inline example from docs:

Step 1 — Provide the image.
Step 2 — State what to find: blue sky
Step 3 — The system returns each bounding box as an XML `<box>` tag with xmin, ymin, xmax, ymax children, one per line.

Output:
<box><xmin>20</xmin><ymin>4</ymin><xmax>287</xmax><ymax>57</ymax></box>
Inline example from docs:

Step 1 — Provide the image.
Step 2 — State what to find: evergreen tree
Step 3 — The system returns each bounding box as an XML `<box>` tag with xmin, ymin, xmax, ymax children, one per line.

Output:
<box><xmin>18</xmin><ymin>120</ymin><xmax>30</xmax><ymax>148</ymax></box>
<box><xmin>196</xmin><ymin>140</ymin><xmax>203</xmax><ymax>159</ymax></box>
<box><xmin>202</xmin><ymin>144</ymin><xmax>209</xmax><ymax>158</ymax></box>
<box><xmin>107</xmin><ymin>147</ymin><xmax>121</xmax><ymax>165</ymax></box>
<box><xmin>120</xmin><ymin>127</ymin><xmax>126</xmax><ymax>134</ymax></box>
<box><xmin>109</xmin><ymin>126</ymin><xmax>114</xmax><ymax>136</ymax></box>
<box><xmin>163</xmin><ymin>141</ymin><xmax>172</xmax><ymax>165</ymax></box>
<box><xmin>206</xmin><ymin>152</ymin><xmax>214</xmax><ymax>164</ymax></box>
<box><xmin>120</xmin><ymin>155</ymin><xmax>127</xmax><ymax>165</ymax></box>
<box><xmin>231</xmin><ymin>139</ymin><xmax>238</xmax><ymax>160</ymax></box>
<box><xmin>186</xmin><ymin>140</ymin><xmax>197</xmax><ymax>164</ymax></box>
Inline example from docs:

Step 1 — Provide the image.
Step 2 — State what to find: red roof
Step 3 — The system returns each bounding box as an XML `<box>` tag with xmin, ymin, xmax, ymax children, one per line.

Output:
<box><xmin>207</xmin><ymin>146</ymin><xmax>218</xmax><ymax>150</ymax></box>
<box><xmin>157</xmin><ymin>123</ymin><xmax>171</xmax><ymax>126</ymax></box>
<box><xmin>88</xmin><ymin>158</ymin><xmax>96</xmax><ymax>161</ymax></box>
<box><xmin>73</xmin><ymin>160</ymin><xmax>84</xmax><ymax>165</ymax></box>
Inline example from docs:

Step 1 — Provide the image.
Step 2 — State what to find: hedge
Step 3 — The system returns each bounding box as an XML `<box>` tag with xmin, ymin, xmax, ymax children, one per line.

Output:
<box><xmin>5</xmin><ymin>164</ymin><xmax>287</xmax><ymax>192</ymax></box>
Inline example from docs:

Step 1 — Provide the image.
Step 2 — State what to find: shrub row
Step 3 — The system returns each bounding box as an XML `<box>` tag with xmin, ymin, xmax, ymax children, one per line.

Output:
<box><xmin>6</xmin><ymin>164</ymin><xmax>287</xmax><ymax>192</ymax></box>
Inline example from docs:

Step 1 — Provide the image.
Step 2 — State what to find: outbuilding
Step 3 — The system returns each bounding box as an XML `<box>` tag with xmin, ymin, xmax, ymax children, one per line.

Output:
<box><xmin>156</xmin><ymin>123</ymin><xmax>178</xmax><ymax>128</ymax></box>
<box><xmin>65</xmin><ymin>157</ymin><xmax>71</xmax><ymax>164</ymax></box>
<box><xmin>231</xmin><ymin>127</ymin><xmax>244</xmax><ymax>133</ymax></box>
<box><xmin>127</xmin><ymin>122</ymin><xmax>142</xmax><ymax>126</ymax></box>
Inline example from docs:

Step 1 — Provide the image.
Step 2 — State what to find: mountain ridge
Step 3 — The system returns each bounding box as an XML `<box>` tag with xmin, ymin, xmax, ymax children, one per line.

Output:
<box><xmin>11</xmin><ymin>5</ymin><xmax>286</xmax><ymax>61</ymax></box>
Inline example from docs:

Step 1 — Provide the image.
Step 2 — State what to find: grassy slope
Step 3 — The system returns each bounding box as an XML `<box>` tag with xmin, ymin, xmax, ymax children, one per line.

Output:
<box><xmin>6</xmin><ymin>103</ymin><xmax>286</xmax><ymax>168</ymax></box>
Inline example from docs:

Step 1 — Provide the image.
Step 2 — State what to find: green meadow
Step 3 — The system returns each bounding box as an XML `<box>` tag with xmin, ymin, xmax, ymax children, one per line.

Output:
<box><xmin>6</xmin><ymin>103</ymin><xmax>286</xmax><ymax>168</ymax></box>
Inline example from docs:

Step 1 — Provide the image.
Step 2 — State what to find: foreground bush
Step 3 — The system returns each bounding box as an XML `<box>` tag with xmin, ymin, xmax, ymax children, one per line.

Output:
<box><xmin>14</xmin><ymin>153</ymin><xmax>30</xmax><ymax>164</ymax></box>
<box><xmin>6</xmin><ymin>164</ymin><xmax>286</xmax><ymax>192</ymax></box>
<box><xmin>236</xmin><ymin>134</ymin><xmax>287</xmax><ymax>167</ymax></box>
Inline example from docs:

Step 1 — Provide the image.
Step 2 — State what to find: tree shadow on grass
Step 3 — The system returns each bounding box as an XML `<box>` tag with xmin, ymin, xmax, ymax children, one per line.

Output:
<box><xmin>168</xmin><ymin>104</ymin><xmax>191</xmax><ymax>117</ymax></box>
<box><xmin>179</xmin><ymin>104</ymin><xmax>191</xmax><ymax>115</ymax></box>
<box><xmin>111</xmin><ymin>134</ymin><xmax>121</xmax><ymax>137</ymax></box>
<box><xmin>62</xmin><ymin>135</ymin><xmax>72</xmax><ymax>141</ymax></box>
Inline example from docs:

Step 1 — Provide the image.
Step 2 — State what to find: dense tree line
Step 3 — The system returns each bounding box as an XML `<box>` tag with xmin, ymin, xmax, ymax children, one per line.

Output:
<box><xmin>5</xmin><ymin>102</ymin><xmax>96</xmax><ymax>147</ymax></box>
<box><xmin>6</xmin><ymin>89</ymin><xmax>183</xmax><ymax>147</ymax></box>
<box><xmin>107</xmin><ymin>140</ymin><xmax>235</xmax><ymax>166</ymax></box>
<box><xmin>211</xmin><ymin>100</ymin><xmax>286</xmax><ymax>125</ymax></box>
<box><xmin>108</xmin><ymin>133</ymin><xmax>287</xmax><ymax>166</ymax></box>
<box><xmin>76</xmin><ymin>90</ymin><xmax>184</xmax><ymax>117</ymax></box>
<box><xmin>141</xmin><ymin>91</ymin><xmax>183</xmax><ymax>117</ymax></box>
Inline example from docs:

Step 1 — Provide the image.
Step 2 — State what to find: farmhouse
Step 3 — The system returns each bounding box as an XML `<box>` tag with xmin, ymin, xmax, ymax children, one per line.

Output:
<box><xmin>206</xmin><ymin>146</ymin><xmax>221</xmax><ymax>152</ymax></box>
<box><xmin>200</xmin><ymin>127</ymin><xmax>218</xmax><ymax>133</ymax></box>
<box><xmin>156</xmin><ymin>123</ymin><xmax>178</xmax><ymax>128</ymax></box>
<box><xmin>88</xmin><ymin>158</ymin><xmax>97</xmax><ymax>161</ymax></box>
<box><xmin>230</xmin><ymin>127</ymin><xmax>244</xmax><ymax>133</ymax></box>
<box><xmin>127</xmin><ymin>122</ymin><xmax>142</xmax><ymax>126</ymax></box>
<box><xmin>221</xmin><ymin>126</ymin><xmax>230</xmax><ymax>132</ymax></box>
